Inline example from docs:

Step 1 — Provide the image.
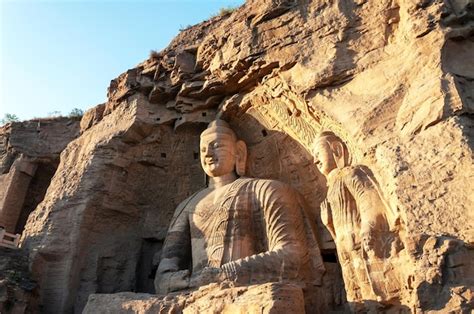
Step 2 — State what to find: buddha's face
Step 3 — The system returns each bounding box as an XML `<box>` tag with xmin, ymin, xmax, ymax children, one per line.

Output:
<box><xmin>200</xmin><ymin>132</ymin><xmax>237</xmax><ymax>177</ymax></box>
<box><xmin>313</xmin><ymin>140</ymin><xmax>337</xmax><ymax>177</ymax></box>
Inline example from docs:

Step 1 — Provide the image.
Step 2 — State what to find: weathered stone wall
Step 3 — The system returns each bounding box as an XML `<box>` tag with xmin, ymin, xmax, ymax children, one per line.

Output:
<box><xmin>83</xmin><ymin>283</ymin><xmax>306</xmax><ymax>314</ymax></box>
<box><xmin>0</xmin><ymin>247</ymin><xmax>38</xmax><ymax>314</ymax></box>
<box><xmin>21</xmin><ymin>96</ymin><xmax>208</xmax><ymax>312</ymax></box>
<box><xmin>0</xmin><ymin>118</ymin><xmax>80</xmax><ymax>234</ymax></box>
<box><xmin>18</xmin><ymin>0</ymin><xmax>474</xmax><ymax>312</ymax></box>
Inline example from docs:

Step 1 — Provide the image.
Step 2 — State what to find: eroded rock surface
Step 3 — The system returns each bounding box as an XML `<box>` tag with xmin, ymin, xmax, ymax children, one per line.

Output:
<box><xmin>16</xmin><ymin>0</ymin><xmax>474</xmax><ymax>313</ymax></box>
<box><xmin>0</xmin><ymin>247</ymin><xmax>38</xmax><ymax>314</ymax></box>
<box><xmin>83</xmin><ymin>282</ymin><xmax>305</xmax><ymax>314</ymax></box>
<box><xmin>0</xmin><ymin>118</ymin><xmax>80</xmax><ymax>234</ymax></box>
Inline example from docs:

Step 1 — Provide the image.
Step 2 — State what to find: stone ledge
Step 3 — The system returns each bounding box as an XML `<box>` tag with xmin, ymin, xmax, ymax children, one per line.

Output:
<box><xmin>83</xmin><ymin>282</ymin><xmax>304</xmax><ymax>314</ymax></box>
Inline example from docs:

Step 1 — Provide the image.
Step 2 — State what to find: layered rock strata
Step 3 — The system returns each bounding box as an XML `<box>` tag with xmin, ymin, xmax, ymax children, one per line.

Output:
<box><xmin>0</xmin><ymin>118</ymin><xmax>80</xmax><ymax>234</ymax></box>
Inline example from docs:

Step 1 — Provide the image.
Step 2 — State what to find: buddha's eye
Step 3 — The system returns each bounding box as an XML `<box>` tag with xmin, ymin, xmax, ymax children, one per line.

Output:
<box><xmin>200</xmin><ymin>147</ymin><xmax>206</xmax><ymax>152</ymax></box>
<box><xmin>212</xmin><ymin>142</ymin><xmax>219</xmax><ymax>149</ymax></box>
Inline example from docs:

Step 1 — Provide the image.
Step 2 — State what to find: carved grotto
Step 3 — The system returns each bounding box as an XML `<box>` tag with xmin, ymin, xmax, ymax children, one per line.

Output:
<box><xmin>0</xmin><ymin>0</ymin><xmax>473</xmax><ymax>313</ymax></box>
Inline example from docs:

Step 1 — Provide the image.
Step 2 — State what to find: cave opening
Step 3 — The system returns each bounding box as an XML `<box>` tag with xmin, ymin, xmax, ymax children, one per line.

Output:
<box><xmin>15</xmin><ymin>160</ymin><xmax>59</xmax><ymax>234</ymax></box>
<box><xmin>135</xmin><ymin>238</ymin><xmax>163</xmax><ymax>293</ymax></box>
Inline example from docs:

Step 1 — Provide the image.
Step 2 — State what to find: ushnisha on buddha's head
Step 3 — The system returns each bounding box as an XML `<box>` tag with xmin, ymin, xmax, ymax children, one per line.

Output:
<box><xmin>312</xmin><ymin>131</ymin><xmax>349</xmax><ymax>176</ymax></box>
<box><xmin>200</xmin><ymin>119</ymin><xmax>247</xmax><ymax>178</ymax></box>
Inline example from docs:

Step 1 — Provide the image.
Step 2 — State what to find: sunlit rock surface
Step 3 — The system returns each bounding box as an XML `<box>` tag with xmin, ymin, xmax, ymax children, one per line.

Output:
<box><xmin>8</xmin><ymin>0</ymin><xmax>473</xmax><ymax>312</ymax></box>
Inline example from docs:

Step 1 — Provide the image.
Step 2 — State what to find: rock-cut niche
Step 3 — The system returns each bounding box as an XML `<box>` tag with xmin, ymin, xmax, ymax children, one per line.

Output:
<box><xmin>0</xmin><ymin>156</ymin><xmax>61</xmax><ymax>235</ymax></box>
<box><xmin>15</xmin><ymin>161</ymin><xmax>59</xmax><ymax>234</ymax></box>
<box><xmin>221</xmin><ymin>102</ymin><xmax>348</xmax><ymax>309</ymax></box>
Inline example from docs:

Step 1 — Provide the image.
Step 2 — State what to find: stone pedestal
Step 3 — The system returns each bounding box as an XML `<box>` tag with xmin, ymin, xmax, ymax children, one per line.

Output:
<box><xmin>83</xmin><ymin>282</ymin><xmax>304</xmax><ymax>314</ymax></box>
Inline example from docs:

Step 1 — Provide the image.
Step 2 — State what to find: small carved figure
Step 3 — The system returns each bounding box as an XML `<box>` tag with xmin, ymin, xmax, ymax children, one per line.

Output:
<box><xmin>312</xmin><ymin>131</ymin><xmax>402</xmax><ymax>304</ymax></box>
<box><xmin>155</xmin><ymin>119</ymin><xmax>324</xmax><ymax>295</ymax></box>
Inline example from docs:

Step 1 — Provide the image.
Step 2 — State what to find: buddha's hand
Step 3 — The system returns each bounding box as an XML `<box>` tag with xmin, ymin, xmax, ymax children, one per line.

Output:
<box><xmin>361</xmin><ymin>230</ymin><xmax>377</xmax><ymax>253</ymax></box>
<box><xmin>189</xmin><ymin>267</ymin><xmax>225</xmax><ymax>288</ymax></box>
<box><xmin>156</xmin><ymin>269</ymin><xmax>190</xmax><ymax>294</ymax></box>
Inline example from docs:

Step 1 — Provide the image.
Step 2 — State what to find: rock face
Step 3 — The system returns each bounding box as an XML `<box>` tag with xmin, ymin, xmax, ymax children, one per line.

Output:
<box><xmin>13</xmin><ymin>0</ymin><xmax>474</xmax><ymax>313</ymax></box>
<box><xmin>0</xmin><ymin>118</ymin><xmax>80</xmax><ymax>234</ymax></box>
<box><xmin>0</xmin><ymin>247</ymin><xmax>38</xmax><ymax>313</ymax></box>
<box><xmin>83</xmin><ymin>282</ymin><xmax>305</xmax><ymax>314</ymax></box>
<box><xmin>21</xmin><ymin>99</ymin><xmax>206</xmax><ymax>312</ymax></box>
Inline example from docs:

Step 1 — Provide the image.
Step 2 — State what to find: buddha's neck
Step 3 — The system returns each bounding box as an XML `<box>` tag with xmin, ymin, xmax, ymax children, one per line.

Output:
<box><xmin>209</xmin><ymin>172</ymin><xmax>237</xmax><ymax>189</ymax></box>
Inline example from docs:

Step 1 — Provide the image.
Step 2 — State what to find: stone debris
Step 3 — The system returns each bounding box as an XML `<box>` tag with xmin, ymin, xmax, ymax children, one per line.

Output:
<box><xmin>84</xmin><ymin>282</ymin><xmax>305</xmax><ymax>314</ymax></box>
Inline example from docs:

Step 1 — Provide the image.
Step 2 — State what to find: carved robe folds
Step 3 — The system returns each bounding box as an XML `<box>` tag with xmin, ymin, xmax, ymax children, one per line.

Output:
<box><xmin>156</xmin><ymin>177</ymin><xmax>324</xmax><ymax>293</ymax></box>
<box><xmin>321</xmin><ymin>165</ymin><xmax>402</xmax><ymax>303</ymax></box>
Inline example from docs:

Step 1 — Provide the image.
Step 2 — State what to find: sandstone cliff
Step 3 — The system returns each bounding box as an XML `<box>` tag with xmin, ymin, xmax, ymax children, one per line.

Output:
<box><xmin>0</xmin><ymin>118</ymin><xmax>80</xmax><ymax>234</ymax></box>
<box><xmin>0</xmin><ymin>118</ymin><xmax>79</xmax><ymax>313</ymax></box>
<box><xmin>10</xmin><ymin>0</ymin><xmax>474</xmax><ymax>312</ymax></box>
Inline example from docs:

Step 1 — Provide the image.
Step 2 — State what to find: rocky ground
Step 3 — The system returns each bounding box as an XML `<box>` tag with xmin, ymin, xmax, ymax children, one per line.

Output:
<box><xmin>0</xmin><ymin>247</ymin><xmax>38</xmax><ymax>313</ymax></box>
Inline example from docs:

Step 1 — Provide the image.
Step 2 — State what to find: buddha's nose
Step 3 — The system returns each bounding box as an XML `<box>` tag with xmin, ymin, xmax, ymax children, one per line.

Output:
<box><xmin>203</xmin><ymin>146</ymin><xmax>213</xmax><ymax>157</ymax></box>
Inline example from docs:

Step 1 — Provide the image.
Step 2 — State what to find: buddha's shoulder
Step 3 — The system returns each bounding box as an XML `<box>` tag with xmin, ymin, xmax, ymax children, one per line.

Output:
<box><xmin>238</xmin><ymin>177</ymin><xmax>294</xmax><ymax>191</ymax></box>
<box><xmin>176</xmin><ymin>188</ymin><xmax>212</xmax><ymax>211</ymax></box>
<box><xmin>339</xmin><ymin>165</ymin><xmax>370</xmax><ymax>180</ymax></box>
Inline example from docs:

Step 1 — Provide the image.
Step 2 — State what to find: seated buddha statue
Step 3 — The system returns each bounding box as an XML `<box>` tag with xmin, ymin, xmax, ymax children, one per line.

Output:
<box><xmin>155</xmin><ymin>119</ymin><xmax>324</xmax><ymax>295</ymax></box>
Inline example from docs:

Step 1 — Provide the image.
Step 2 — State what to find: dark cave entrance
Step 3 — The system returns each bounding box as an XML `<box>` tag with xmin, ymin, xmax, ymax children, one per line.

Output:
<box><xmin>15</xmin><ymin>161</ymin><xmax>58</xmax><ymax>234</ymax></box>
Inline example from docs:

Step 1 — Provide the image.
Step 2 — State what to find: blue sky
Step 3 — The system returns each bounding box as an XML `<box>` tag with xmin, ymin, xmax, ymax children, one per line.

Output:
<box><xmin>0</xmin><ymin>0</ymin><xmax>243</xmax><ymax>121</ymax></box>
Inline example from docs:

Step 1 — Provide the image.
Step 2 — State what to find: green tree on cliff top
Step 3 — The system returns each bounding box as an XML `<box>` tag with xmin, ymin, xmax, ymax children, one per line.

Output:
<box><xmin>1</xmin><ymin>113</ymin><xmax>20</xmax><ymax>125</ymax></box>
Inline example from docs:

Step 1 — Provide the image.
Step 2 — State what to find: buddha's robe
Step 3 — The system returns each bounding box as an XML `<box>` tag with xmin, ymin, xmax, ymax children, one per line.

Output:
<box><xmin>321</xmin><ymin>165</ymin><xmax>401</xmax><ymax>302</ymax></box>
<box><xmin>156</xmin><ymin>177</ymin><xmax>324</xmax><ymax>293</ymax></box>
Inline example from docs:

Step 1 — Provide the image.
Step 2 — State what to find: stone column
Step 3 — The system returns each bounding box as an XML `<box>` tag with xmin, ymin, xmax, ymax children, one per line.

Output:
<box><xmin>0</xmin><ymin>156</ymin><xmax>37</xmax><ymax>233</ymax></box>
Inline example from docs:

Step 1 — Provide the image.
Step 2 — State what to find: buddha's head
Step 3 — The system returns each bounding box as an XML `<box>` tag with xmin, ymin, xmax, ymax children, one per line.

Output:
<box><xmin>200</xmin><ymin>119</ymin><xmax>247</xmax><ymax>178</ymax></box>
<box><xmin>312</xmin><ymin>131</ymin><xmax>349</xmax><ymax>176</ymax></box>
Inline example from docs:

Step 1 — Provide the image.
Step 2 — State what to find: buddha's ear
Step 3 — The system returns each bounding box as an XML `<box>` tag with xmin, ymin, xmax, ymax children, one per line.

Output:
<box><xmin>235</xmin><ymin>140</ymin><xmax>247</xmax><ymax>176</ymax></box>
<box><xmin>331</xmin><ymin>141</ymin><xmax>348</xmax><ymax>168</ymax></box>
